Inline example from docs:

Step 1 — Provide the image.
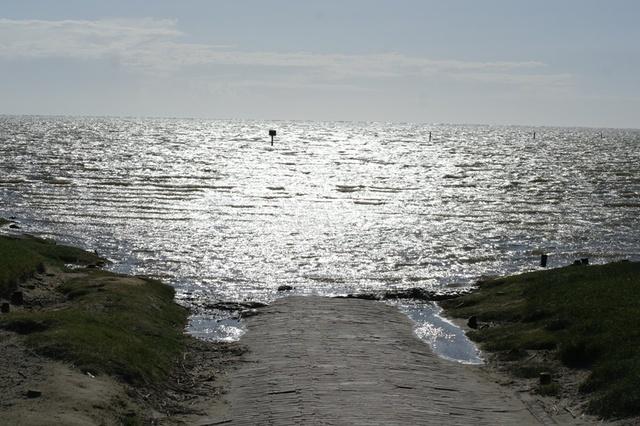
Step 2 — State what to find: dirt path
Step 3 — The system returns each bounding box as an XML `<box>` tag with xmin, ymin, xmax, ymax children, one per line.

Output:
<box><xmin>208</xmin><ymin>296</ymin><xmax>542</xmax><ymax>425</ymax></box>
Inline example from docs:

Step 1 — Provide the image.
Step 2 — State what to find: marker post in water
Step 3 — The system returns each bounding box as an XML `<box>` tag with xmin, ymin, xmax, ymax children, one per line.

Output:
<box><xmin>540</xmin><ymin>254</ymin><xmax>548</xmax><ymax>268</ymax></box>
<box><xmin>269</xmin><ymin>129</ymin><xmax>276</xmax><ymax>146</ymax></box>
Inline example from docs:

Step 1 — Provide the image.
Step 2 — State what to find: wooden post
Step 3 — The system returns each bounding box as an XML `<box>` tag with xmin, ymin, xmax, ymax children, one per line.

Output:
<box><xmin>539</xmin><ymin>372</ymin><xmax>552</xmax><ymax>385</ymax></box>
<box><xmin>269</xmin><ymin>129</ymin><xmax>276</xmax><ymax>146</ymax></box>
<box><xmin>540</xmin><ymin>254</ymin><xmax>548</xmax><ymax>268</ymax></box>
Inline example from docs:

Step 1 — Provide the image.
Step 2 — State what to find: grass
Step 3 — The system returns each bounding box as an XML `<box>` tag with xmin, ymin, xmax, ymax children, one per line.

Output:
<box><xmin>0</xmin><ymin>235</ymin><xmax>101</xmax><ymax>298</ymax></box>
<box><xmin>0</xmin><ymin>235</ymin><xmax>189</xmax><ymax>387</ymax></box>
<box><xmin>441</xmin><ymin>261</ymin><xmax>640</xmax><ymax>419</ymax></box>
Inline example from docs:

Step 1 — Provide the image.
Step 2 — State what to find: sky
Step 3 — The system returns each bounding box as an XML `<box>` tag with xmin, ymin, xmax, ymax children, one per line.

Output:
<box><xmin>1</xmin><ymin>0</ymin><xmax>639</xmax><ymax>128</ymax></box>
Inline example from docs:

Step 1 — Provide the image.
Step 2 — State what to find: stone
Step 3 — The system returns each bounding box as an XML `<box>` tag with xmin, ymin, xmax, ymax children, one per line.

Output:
<box><xmin>1</xmin><ymin>302</ymin><xmax>9</xmax><ymax>313</ymax></box>
<box><xmin>204</xmin><ymin>301</ymin><xmax>268</xmax><ymax>312</ymax></box>
<box><xmin>26</xmin><ymin>390</ymin><xmax>42</xmax><ymax>398</ymax></box>
<box><xmin>581</xmin><ymin>258</ymin><xmax>589</xmax><ymax>265</ymax></box>
<box><xmin>382</xmin><ymin>288</ymin><xmax>469</xmax><ymax>302</ymax></box>
<box><xmin>467</xmin><ymin>316</ymin><xmax>478</xmax><ymax>329</ymax></box>
<box><xmin>10</xmin><ymin>291</ymin><xmax>24</xmax><ymax>306</ymax></box>
<box><xmin>9</xmin><ymin>224</ymin><xmax>20</xmax><ymax>229</ymax></box>
<box><xmin>277</xmin><ymin>285</ymin><xmax>294</xmax><ymax>292</ymax></box>
<box><xmin>240</xmin><ymin>309</ymin><xmax>260</xmax><ymax>318</ymax></box>
<box><xmin>342</xmin><ymin>293</ymin><xmax>380</xmax><ymax>301</ymax></box>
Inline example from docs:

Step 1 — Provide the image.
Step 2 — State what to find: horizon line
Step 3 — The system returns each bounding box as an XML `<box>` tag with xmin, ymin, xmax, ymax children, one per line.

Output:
<box><xmin>1</xmin><ymin>112</ymin><xmax>638</xmax><ymax>132</ymax></box>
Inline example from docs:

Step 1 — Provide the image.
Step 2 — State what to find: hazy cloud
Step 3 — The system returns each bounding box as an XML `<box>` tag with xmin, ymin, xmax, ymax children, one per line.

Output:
<box><xmin>0</xmin><ymin>17</ymin><xmax>569</xmax><ymax>89</ymax></box>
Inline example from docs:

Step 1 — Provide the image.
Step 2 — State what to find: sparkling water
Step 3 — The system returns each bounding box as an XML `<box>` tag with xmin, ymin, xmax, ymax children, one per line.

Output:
<box><xmin>2</xmin><ymin>116</ymin><xmax>639</xmax><ymax>363</ymax></box>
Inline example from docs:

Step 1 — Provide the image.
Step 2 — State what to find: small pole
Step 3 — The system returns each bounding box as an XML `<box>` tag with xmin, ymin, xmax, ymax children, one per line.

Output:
<box><xmin>533</xmin><ymin>131</ymin><xmax>536</xmax><ymax>140</ymax></box>
<box><xmin>269</xmin><ymin>129</ymin><xmax>276</xmax><ymax>146</ymax></box>
<box><xmin>539</xmin><ymin>372</ymin><xmax>552</xmax><ymax>385</ymax></box>
<box><xmin>429</xmin><ymin>131</ymin><xmax>432</xmax><ymax>142</ymax></box>
<box><xmin>540</xmin><ymin>254</ymin><xmax>548</xmax><ymax>268</ymax></box>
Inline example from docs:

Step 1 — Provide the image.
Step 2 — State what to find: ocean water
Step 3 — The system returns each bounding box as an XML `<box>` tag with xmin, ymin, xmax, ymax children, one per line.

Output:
<box><xmin>1</xmin><ymin>116</ymin><xmax>639</xmax><ymax>363</ymax></box>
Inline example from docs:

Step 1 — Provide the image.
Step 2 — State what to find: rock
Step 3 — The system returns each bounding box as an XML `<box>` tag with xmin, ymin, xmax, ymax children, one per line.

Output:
<box><xmin>581</xmin><ymin>258</ymin><xmax>589</xmax><ymax>265</ymax></box>
<box><xmin>1</xmin><ymin>302</ymin><xmax>10</xmax><ymax>313</ymax></box>
<box><xmin>277</xmin><ymin>285</ymin><xmax>294</xmax><ymax>292</ymax></box>
<box><xmin>10</xmin><ymin>291</ymin><xmax>24</xmax><ymax>306</ymax></box>
<box><xmin>573</xmin><ymin>260</ymin><xmax>582</xmax><ymax>265</ymax></box>
<box><xmin>343</xmin><ymin>293</ymin><xmax>380</xmax><ymax>301</ymax></box>
<box><xmin>384</xmin><ymin>288</ymin><xmax>433</xmax><ymax>300</ymax></box>
<box><xmin>204</xmin><ymin>301</ymin><xmax>268</xmax><ymax>312</ymax></box>
<box><xmin>467</xmin><ymin>316</ymin><xmax>478</xmax><ymax>329</ymax></box>
<box><xmin>339</xmin><ymin>288</ymin><xmax>469</xmax><ymax>302</ymax></box>
<box><xmin>4</xmin><ymin>319</ymin><xmax>48</xmax><ymax>334</ymax></box>
<box><xmin>539</xmin><ymin>372</ymin><xmax>552</xmax><ymax>385</ymax></box>
<box><xmin>240</xmin><ymin>309</ymin><xmax>260</xmax><ymax>318</ymax></box>
<box><xmin>382</xmin><ymin>288</ymin><xmax>468</xmax><ymax>302</ymax></box>
<box><xmin>9</xmin><ymin>224</ymin><xmax>20</xmax><ymax>229</ymax></box>
<box><xmin>242</xmin><ymin>301</ymin><xmax>268</xmax><ymax>309</ymax></box>
<box><xmin>26</xmin><ymin>390</ymin><xmax>42</xmax><ymax>398</ymax></box>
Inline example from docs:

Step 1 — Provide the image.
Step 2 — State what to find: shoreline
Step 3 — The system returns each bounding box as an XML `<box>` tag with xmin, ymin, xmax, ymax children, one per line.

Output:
<box><xmin>0</xmin><ymin>232</ymin><xmax>240</xmax><ymax>424</ymax></box>
<box><xmin>440</xmin><ymin>262</ymin><xmax>640</xmax><ymax>423</ymax></box>
<box><xmin>1</xmin><ymin>227</ymin><xmax>637</xmax><ymax>423</ymax></box>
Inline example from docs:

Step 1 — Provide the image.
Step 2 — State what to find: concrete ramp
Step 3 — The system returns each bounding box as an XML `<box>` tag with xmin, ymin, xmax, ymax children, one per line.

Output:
<box><xmin>220</xmin><ymin>296</ymin><xmax>539</xmax><ymax>425</ymax></box>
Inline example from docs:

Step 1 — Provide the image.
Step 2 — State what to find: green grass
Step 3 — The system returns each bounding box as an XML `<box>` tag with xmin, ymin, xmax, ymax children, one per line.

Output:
<box><xmin>441</xmin><ymin>261</ymin><xmax>640</xmax><ymax>419</ymax></box>
<box><xmin>0</xmin><ymin>236</ymin><xmax>189</xmax><ymax>387</ymax></box>
<box><xmin>1</xmin><ymin>270</ymin><xmax>188</xmax><ymax>385</ymax></box>
<box><xmin>0</xmin><ymin>235</ymin><xmax>101</xmax><ymax>298</ymax></box>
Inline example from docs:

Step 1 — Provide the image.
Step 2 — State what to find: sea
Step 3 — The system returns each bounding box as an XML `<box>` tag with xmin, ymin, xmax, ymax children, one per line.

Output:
<box><xmin>1</xmin><ymin>116</ymin><xmax>639</xmax><ymax>364</ymax></box>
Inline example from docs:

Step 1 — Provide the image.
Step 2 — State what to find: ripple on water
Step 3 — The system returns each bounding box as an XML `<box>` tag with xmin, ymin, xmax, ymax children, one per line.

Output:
<box><xmin>1</xmin><ymin>117</ymin><xmax>639</xmax><ymax>362</ymax></box>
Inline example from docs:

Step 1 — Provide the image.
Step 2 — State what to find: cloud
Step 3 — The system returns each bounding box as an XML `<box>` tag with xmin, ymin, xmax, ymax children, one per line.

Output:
<box><xmin>0</xmin><ymin>18</ymin><xmax>181</xmax><ymax>58</ymax></box>
<box><xmin>0</xmin><ymin>17</ymin><xmax>571</xmax><ymax>89</ymax></box>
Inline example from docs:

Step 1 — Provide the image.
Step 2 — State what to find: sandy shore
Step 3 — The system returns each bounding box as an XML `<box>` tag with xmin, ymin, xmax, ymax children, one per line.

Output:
<box><xmin>189</xmin><ymin>296</ymin><xmax>542</xmax><ymax>425</ymax></box>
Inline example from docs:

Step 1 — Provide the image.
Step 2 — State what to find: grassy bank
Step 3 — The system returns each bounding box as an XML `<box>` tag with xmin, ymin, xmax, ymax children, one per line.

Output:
<box><xmin>0</xmin><ymin>235</ymin><xmax>100</xmax><ymax>298</ymax></box>
<box><xmin>0</xmin><ymin>235</ymin><xmax>189</xmax><ymax>386</ymax></box>
<box><xmin>441</xmin><ymin>261</ymin><xmax>640</xmax><ymax>419</ymax></box>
